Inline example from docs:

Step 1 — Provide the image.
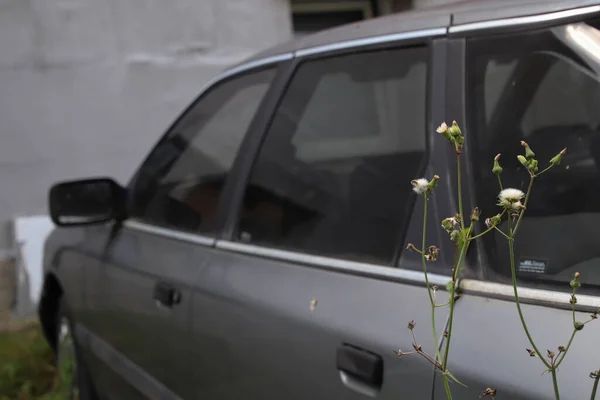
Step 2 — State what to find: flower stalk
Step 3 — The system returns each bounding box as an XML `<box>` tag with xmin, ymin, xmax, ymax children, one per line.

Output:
<box><xmin>398</xmin><ymin>121</ymin><xmax>596</xmax><ymax>400</ymax></box>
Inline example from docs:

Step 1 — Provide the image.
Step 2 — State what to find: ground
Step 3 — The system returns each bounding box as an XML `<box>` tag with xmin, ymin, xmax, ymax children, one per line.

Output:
<box><xmin>0</xmin><ymin>319</ymin><xmax>66</xmax><ymax>400</ymax></box>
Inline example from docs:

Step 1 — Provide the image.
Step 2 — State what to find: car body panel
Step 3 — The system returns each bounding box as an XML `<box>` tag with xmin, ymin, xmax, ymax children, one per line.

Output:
<box><xmin>40</xmin><ymin>2</ymin><xmax>600</xmax><ymax>399</ymax></box>
<box><xmin>184</xmin><ymin>242</ymin><xmax>448</xmax><ymax>399</ymax></box>
<box><xmin>434</xmin><ymin>294</ymin><xmax>600</xmax><ymax>399</ymax></box>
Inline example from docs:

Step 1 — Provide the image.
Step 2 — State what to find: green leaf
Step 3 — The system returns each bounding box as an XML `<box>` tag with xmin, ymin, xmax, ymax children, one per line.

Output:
<box><xmin>443</xmin><ymin>369</ymin><xmax>468</xmax><ymax>387</ymax></box>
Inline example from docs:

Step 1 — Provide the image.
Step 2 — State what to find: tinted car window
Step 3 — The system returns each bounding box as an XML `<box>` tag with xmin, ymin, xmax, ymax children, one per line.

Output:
<box><xmin>467</xmin><ymin>19</ymin><xmax>600</xmax><ymax>287</ymax></box>
<box><xmin>236</xmin><ymin>47</ymin><xmax>428</xmax><ymax>265</ymax></box>
<box><xmin>129</xmin><ymin>68</ymin><xmax>275</xmax><ymax>234</ymax></box>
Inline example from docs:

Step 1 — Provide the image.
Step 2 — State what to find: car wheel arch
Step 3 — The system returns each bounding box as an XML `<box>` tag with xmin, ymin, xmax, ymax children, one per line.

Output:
<box><xmin>38</xmin><ymin>272</ymin><xmax>63</xmax><ymax>352</ymax></box>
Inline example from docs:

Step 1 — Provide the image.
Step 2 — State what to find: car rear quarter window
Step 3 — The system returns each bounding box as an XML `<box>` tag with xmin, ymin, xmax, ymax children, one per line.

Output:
<box><xmin>235</xmin><ymin>47</ymin><xmax>429</xmax><ymax>265</ymax></box>
<box><xmin>467</xmin><ymin>18</ymin><xmax>600</xmax><ymax>290</ymax></box>
<box><xmin>128</xmin><ymin>68</ymin><xmax>276</xmax><ymax>234</ymax></box>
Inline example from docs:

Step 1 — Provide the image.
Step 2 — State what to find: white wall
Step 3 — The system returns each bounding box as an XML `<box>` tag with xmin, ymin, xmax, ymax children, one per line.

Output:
<box><xmin>0</xmin><ymin>0</ymin><xmax>292</xmax><ymax>249</ymax></box>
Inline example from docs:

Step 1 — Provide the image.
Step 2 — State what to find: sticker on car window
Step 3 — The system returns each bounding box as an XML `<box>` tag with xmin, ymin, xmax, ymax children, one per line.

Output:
<box><xmin>518</xmin><ymin>257</ymin><xmax>549</xmax><ymax>275</ymax></box>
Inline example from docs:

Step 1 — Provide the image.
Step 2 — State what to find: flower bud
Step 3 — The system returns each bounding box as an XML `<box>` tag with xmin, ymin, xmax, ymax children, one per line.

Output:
<box><xmin>575</xmin><ymin>321</ymin><xmax>585</xmax><ymax>331</ymax></box>
<box><xmin>521</xmin><ymin>141</ymin><xmax>536</xmax><ymax>160</ymax></box>
<box><xmin>530</xmin><ymin>159</ymin><xmax>539</xmax><ymax>172</ymax></box>
<box><xmin>570</xmin><ymin>279</ymin><xmax>581</xmax><ymax>289</ymax></box>
<box><xmin>408</xmin><ymin>320</ymin><xmax>416</xmax><ymax>330</ymax></box>
<box><xmin>480</xmin><ymin>387</ymin><xmax>497</xmax><ymax>398</ymax></box>
<box><xmin>471</xmin><ymin>207</ymin><xmax>480</xmax><ymax>222</ymax></box>
<box><xmin>492</xmin><ymin>154</ymin><xmax>503</xmax><ymax>176</ymax></box>
<box><xmin>570</xmin><ymin>272</ymin><xmax>581</xmax><ymax>289</ymax></box>
<box><xmin>442</xmin><ymin>218</ymin><xmax>454</xmax><ymax>231</ymax></box>
<box><xmin>550</xmin><ymin>148</ymin><xmax>567</xmax><ymax>166</ymax></box>
<box><xmin>450</xmin><ymin>230</ymin><xmax>460</xmax><ymax>242</ymax></box>
<box><xmin>442</xmin><ymin>216</ymin><xmax>459</xmax><ymax>232</ymax></box>
<box><xmin>485</xmin><ymin>214</ymin><xmax>502</xmax><ymax>228</ymax></box>
<box><xmin>436</xmin><ymin>122</ymin><xmax>453</xmax><ymax>142</ymax></box>
<box><xmin>436</xmin><ymin>122</ymin><xmax>448</xmax><ymax>135</ymax></box>
<box><xmin>428</xmin><ymin>175</ymin><xmax>440</xmax><ymax>191</ymax></box>
<box><xmin>517</xmin><ymin>155</ymin><xmax>528</xmax><ymax>168</ymax></box>
<box><xmin>448</xmin><ymin>120</ymin><xmax>462</xmax><ymax>137</ymax></box>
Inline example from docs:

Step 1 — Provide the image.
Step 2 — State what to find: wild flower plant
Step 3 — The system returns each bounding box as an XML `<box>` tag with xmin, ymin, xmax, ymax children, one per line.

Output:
<box><xmin>397</xmin><ymin>121</ymin><xmax>599</xmax><ymax>400</ymax></box>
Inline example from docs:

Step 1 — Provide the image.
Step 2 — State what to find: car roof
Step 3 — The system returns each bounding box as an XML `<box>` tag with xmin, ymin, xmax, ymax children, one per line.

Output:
<box><xmin>238</xmin><ymin>0</ymin><xmax>600</xmax><ymax>65</ymax></box>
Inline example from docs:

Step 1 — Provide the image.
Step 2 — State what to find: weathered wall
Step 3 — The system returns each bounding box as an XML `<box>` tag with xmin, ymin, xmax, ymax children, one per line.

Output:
<box><xmin>0</xmin><ymin>0</ymin><xmax>292</xmax><ymax>249</ymax></box>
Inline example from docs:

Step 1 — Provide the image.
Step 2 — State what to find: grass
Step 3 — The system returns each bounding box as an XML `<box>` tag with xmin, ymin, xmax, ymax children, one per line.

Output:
<box><xmin>0</xmin><ymin>321</ymin><xmax>66</xmax><ymax>400</ymax></box>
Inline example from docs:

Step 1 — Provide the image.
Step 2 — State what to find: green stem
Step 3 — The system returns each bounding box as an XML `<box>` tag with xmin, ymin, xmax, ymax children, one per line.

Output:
<box><xmin>553</xmin><ymin>285</ymin><xmax>578</xmax><ymax>368</ymax></box>
<box><xmin>442</xmin><ymin>373</ymin><xmax>453</xmax><ymax>400</ymax></box>
<box><xmin>497</xmin><ymin>174</ymin><xmax>503</xmax><ymax>190</ymax></box>
<box><xmin>572</xmin><ymin>294</ymin><xmax>577</xmax><ymax>326</ymax></box>
<box><xmin>555</xmin><ymin>329</ymin><xmax>577</xmax><ymax>368</ymax></box>
<box><xmin>470</xmin><ymin>226</ymin><xmax>494</xmax><ymax>241</ymax></box>
<box><xmin>513</xmin><ymin>176</ymin><xmax>535</xmax><ymax>236</ymax></box>
<box><xmin>492</xmin><ymin>225</ymin><xmax>511</xmax><ymax>240</ymax></box>
<box><xmin>442</xmin><ymin>240</ymin><xmax>470</xmax><ymax>371</ymax></box>
<box><xmin>535</xmin><ymin>164</ymin><xmax>554</xmax><ymax>177</ymax></box>
<box><xmin>591</xmin><ymin>372</ymin><xmax>600</xmax><ymax>400</ymax></box>
<box><xmin>551</xmin><ymin>369</ymin><xmax>561</xmax><ymax>400</ymax></box>
<box><xmin>421</xmin><ymin>196</ymin><xmax>451</xmax><ymax>398</ymax></box>
<box><xmin>507</xmin><ymin>217</ymin><xmax>552</xmax><ymax>369</ymax></box>
<box><xmin>457</xmin><ymin>154</ymin><xmax>465</xmax><ymax>230</ymax></box>
<box><xmin>421</xmin><ymin>197</ymin><xmax>443</xmax><ymax>365</ymax></box>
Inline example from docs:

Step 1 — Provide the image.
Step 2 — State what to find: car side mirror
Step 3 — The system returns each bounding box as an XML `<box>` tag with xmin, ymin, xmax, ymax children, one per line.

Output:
<box><xmin>49</xmin><ymin>178</ymin><xmax>127</xmax><ymax>227</ymax></box>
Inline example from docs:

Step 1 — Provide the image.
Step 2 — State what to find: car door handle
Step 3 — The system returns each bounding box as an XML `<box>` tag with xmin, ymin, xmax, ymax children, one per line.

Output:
<box><xmin>153</xmin><ymin>282</ymin><xmax>181</xmax><ymax>308</ymax></box>
<box><xmin>336</xmin><ymin>344</ymin><xmax>383</xmax><ymax>398</ymax></box>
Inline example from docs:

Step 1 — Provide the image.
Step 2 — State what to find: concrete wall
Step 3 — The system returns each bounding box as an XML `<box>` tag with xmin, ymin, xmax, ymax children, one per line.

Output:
<box><xmin>0</xmin><ymin>0</ymin><xmax>292</xmax><ymax>249</ymax></box>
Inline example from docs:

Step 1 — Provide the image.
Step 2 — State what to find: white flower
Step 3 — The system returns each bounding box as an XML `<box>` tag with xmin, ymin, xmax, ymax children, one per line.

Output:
<box><xmin>411</xmin><ymin>178</ymin><xmax>429</xmax><ymax>195</ymax></box>
<box><xmin>498</xmin><ymin>188</ymin><xmax>525</xmax><ymax>208</ymax></box>
<box><xmin>436</xmin><ymin>122</ymin><xmax>448</xmax><ymax>134</ymax></box>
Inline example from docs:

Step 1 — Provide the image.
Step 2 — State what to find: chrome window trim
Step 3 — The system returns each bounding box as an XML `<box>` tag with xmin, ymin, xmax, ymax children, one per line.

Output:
<box><xmin>216</xmin><ymin>240</ymin><xmax>450</xmax><ymax>286</ymax></box>
<box><xmin>222</xmin><ymin>53</ymin><xmax>293</xmax><ymax>78</ymax></box>
<box><xmin>124</xmin><ymin>220</ymin><xmax>215</xmax><ymax>247</ymax></box>
<box><xmin>198</xmin><ymin>5</ymin><xmax>600</xmax><ymax>86</ymax></box>
<box><xmin>178</xmin><ymin>53</ymin><xmax>292</xmax><ymax>108</ymax></box>
<box><xmin>450</xmin><ymin>5</ymin><xmax>600</xmax><ymax>34</ymax></box>
<box><xmin>460</xmin><ymin>279</ymin><xmax>600</xmax><ymax>309</ymax></box>
<box><xmin>295</xmin><ymin>27</ymin><xmax>446</xmax><ymax>57</ymax></box>
<box><xmin>119</xmin><ymin>222</ymin><xmax>600</xmax><ymax>308</ymax></box>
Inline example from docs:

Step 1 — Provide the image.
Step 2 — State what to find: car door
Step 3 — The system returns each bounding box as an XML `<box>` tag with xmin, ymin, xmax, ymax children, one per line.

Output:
<box><xmin>78</xmin><ymin>65</ymin><xmax>280</xmax><ymax>400</ymax></box>
<box><xmin>185</xmin><ymin>39</ymin><xmax>455</xmax><ymax>399</ymax></box>
<box><xmin>434</xmin><ymin>16</ymin><xmax>600</xmax><ymax>399</ymax></box>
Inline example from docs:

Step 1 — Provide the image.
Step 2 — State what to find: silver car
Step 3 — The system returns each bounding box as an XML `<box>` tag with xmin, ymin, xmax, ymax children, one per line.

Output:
<box><xmin>39</xmin><ymin>1</ymin><xmax>600</xmax><ymax>399</ymax></box>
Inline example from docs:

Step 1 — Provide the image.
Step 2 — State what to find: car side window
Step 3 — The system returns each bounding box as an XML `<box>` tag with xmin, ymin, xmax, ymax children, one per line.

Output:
<box><xmin>129</xmin><ymin>67</ymin><xmax>276</xmax><ymax>234</ymax></box>
<box><xmin>235</xmin><ymin>47</ymin><xmax>428</xmax><ymax>265</ymax></box>
<box><xmin>467</xmin><ymin>19</ymin><xmax>600</xmax><ymax>288</ymax></box>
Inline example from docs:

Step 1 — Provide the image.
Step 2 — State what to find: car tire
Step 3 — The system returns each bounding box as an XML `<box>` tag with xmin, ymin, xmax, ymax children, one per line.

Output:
<box><xmin>55</xmin><ymin>298</ymin><xmax>98</xmax><ymax>400</ymax></box>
